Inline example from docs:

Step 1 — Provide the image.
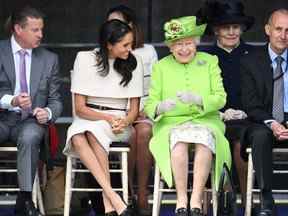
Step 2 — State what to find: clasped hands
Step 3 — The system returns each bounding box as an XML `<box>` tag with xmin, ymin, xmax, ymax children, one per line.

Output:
<box><xmin>108</xmin><ymin>116</ymin><xmax>129</xmax><ymax>134</ymax></box>
<box><xmin>12</xmin><ymin>93</ymin><xmax>49</xmax><ymax>124</ymax></box>
<box><xmin>157</xmin><ymin>91</ymin><xmax>202</xmax><ymax>115</ymax></box>
<box><xmin>220</xmin><ymin>108</ymin><xmax>248</xmax><ymax>121</ymax></box>
<box><xmin>270</xmin><ymin>121</ymin><xmax>288</xmax><ymax>141</ymax></box>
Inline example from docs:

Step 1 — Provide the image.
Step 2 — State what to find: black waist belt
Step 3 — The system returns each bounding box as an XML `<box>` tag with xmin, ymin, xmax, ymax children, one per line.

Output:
<box><xmin>86</xmin><ymin>103</ymin><xmax>126</xmax><ymax>111</ymax></box>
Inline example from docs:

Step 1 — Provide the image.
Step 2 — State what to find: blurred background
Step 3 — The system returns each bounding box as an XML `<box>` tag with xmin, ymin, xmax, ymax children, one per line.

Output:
<box><xmin>0</xmin><ymin>1</ymin><xmax>287</xmax><ymax>215</ymax></box>
<box><xmin>0</xmin><ymin>0</ymin><xmax>287</xmax><ymax>118</ymax></box>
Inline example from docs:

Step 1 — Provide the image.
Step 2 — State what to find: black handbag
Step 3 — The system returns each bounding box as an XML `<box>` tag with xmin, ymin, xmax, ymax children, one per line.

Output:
<box><xmin>217</xmin><ymin>163</ymin><xmax>237</xmax><ymax>216</ymax></box>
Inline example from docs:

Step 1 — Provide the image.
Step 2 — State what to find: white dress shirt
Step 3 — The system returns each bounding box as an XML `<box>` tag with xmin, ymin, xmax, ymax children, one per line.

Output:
<box><xmin>264</xmin><ymin>44</ymin><xmax>287</xmax><ymax>126</ymax></box>
<box><xmin>0</xmin><ymin>36</ymin><xmax>52</xmax><ymax>120</ymax></box>
<box><xmin>0</xmin><ymin>36</ymin><xmax>32</xmax><ymax>110</ymax></box>
<box><xmin>268</xmin><ymin>44</ymin><xmax>288</xmax><ymax>111</ymax></box>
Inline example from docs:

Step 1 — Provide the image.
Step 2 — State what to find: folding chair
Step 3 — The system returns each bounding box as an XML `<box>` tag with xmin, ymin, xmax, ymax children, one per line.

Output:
<box><xmin>0</xmin><ymin>143</ymin><xmax>45</xmax><ymax>214</ymax></box>
<box><xmin>152</xmin><ymin>159</ymin><xmax>217</xmax><ymax>216</ymax></box>
<box><xmin>245</xmin><ymin>148</ymin><xmax>288</xmax><ymax>216</ymax></box>
<box><xmin>63</xmin><ymin>142</ymin><xmax>129</xmax><ymax>216</ymax></box>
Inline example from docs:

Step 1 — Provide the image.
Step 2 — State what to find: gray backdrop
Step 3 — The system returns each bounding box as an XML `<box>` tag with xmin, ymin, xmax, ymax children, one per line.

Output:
<box><xmin>0</xmin><ymin>0</ymin><xmax>287</xmax><ymax>117</ymax></box>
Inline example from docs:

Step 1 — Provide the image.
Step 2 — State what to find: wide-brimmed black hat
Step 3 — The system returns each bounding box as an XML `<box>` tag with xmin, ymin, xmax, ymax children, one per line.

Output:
<box><xmin>196</xmin><ymin>0</ymin><xmax>255</xmax><ymax>34</ymax></box>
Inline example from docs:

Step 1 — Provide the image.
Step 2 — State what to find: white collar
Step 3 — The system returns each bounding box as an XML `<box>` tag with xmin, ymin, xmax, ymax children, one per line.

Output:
<box><xmin>11</xmin><ymin>35</ymin><xmax>32</xmax><ymax>56</ymax></box>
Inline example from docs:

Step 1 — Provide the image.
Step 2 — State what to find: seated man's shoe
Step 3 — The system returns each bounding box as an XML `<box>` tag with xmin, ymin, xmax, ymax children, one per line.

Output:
<box><xmin>258</xmin><ymin>207</ymin><xmax>277</xmax><ymax>216</ymax></box>
<box><xmin>175</xmin><ymin>207</ymin><xmax>189</xmax><ymax>216</ymax></box>
<box><xmin>258</xmin><ymin>209</ymin><xmax>273</xmax><ymax>216</ymax></box>
<box><xmin>15</xmin><ymin>200</ymin><xmax>43</xmax><ymax>216</ymax></box>
<box><xmin>259</xmin><ymin>195</ymin><xmax>277</xmax><ymax>216</ymax></box>
<box><xmin>105</xmin><ymin>211</ymin><xmax>117</xmax><ymax>216</ymax></box>
<box><xmin>190</xmin><ymin>208</ymin><xmax>203</xmax><ymax>216</ymax></box>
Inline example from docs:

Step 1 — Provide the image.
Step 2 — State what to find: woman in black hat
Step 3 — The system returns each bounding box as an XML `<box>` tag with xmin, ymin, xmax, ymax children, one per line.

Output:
<box><xmin>197</xmin><ymin>0</ymin><xmax>255</xmax><ymax>205</ymax></box>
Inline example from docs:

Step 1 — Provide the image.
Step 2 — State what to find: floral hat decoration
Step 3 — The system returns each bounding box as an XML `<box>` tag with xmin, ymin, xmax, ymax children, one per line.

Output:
<box><xmin>164</xmin><ymin>16</ymin><xmax>207</xmax><ymax>44</ymax></box>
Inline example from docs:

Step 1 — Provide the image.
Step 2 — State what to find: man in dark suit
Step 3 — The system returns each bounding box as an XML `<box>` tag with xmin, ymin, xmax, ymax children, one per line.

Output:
<box><xmin>240</xmin><ymin>8</ymin><xmax>288</xmax><ymax>216</ymax></box>
<box><xmin>0</xmin><ymin>6</ymin><xmax>62</xmax><ymax>216</ymax></box>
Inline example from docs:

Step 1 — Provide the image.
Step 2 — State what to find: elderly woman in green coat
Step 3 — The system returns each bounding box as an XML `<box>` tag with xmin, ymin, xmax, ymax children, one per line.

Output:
<box><xmin>144</xmin><ymin>16</ymin><xmax>231</xmax><ymax>216</ymax></box>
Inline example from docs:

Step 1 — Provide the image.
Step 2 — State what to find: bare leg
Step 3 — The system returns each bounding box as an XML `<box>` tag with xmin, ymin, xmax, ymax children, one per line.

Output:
<box><xmin>128</xmin><ymin>127</ymin><xmax>137</xmax><ymax>198</ymax></box>
<box><xmin>190</xmin><ymin>144</ymin><xmax>212</xmax><ymax>209</ymax></box>
<box><xmin>135</xmin><ymin>123</ymin><xmax>153</xmax><ymax>209</ymax></box>
<box><xmin>86</xmin><ymin>132</ymin><xmax>114</xmax><ymax>213</ymax></box>
<box><xmin>171</xmin><ymin>142</ymin><xmax>188</xmax><ymax>209</ymax></box>
<box><xmin>233</xmin><ymin>141</ymin><xmax>247</xmax><ymax>205</ymax></box>
<box><xmin>72</xmin><ymin>133</ymin><xmax>126</xmax><ymax>215</ymax></box>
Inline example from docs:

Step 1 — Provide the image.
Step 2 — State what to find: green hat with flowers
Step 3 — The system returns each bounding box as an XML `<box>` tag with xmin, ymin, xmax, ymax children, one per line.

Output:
<box><xmin>164</xmin><ymin>16</ymin><xmax>207</xmax><ymax>44</ymax></box>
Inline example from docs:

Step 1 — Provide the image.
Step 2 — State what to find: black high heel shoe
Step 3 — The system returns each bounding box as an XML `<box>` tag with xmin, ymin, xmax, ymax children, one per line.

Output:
<box><xmin>119</xmin><ymin>206</ymin><xmax>134</xmax><ymax>216</ymax></box>
<box><xmin>190</xmin><ymin>208</ymin><xmax>203</xmax><ymax>216</ymax></box>
<box><xmin>175</xmin><ymin>207</ymin><xmax>189</xmax><ymax>216</ymax></box>
<box><xmin>105</xmin><ymin>211</ymin><xmax>117</xmax><ymax>216</ymax></box>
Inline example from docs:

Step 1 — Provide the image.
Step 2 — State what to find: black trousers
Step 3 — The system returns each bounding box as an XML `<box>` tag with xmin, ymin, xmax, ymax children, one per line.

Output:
<box><xmin>246</xmin><ymin>118</ymin><xmax>288</xmax><ymax>196</ymax></box>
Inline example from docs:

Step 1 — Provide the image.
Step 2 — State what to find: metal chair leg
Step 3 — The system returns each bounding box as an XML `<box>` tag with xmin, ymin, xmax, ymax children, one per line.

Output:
<box><xmin>32</xmin><ymin>173</ymin><xmax>38</xmax><ymax>209</ymax></box>
<box><xmin>36</xmin><ymin>172</ymin><xmax>45</xmax><ymax>215</ymax></box>
<box><xmin>64</xmin><ymin>156</ymin><xmax>72</xmax><ymax>216</ymax></box>
<box><xmin>152</xmin><ymin>166</ymin><xmax>161</xmax><ymax>216</ymax></box>
<box><xmin>121</xmin><ymin>151</ymin><xmax>129</xmax><ymax>203</ymax></box>
<box><xmin>245</xmin><ymin>152</ymin><xmax>254</xmax><ymax>216</ymax></box>
<box><xmin>211</xmin><ymin>162</ymin><xmax>217</xmax><ymax>216</ymax></box>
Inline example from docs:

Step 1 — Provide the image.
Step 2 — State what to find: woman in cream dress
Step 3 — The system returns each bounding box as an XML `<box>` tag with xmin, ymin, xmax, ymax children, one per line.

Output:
<box><xmin>107</xmin><ymin>5</ymin><xmax>157</xmax><ymax>215</ymax></box>
<box><xmin>63</xmin><ymin>20</ymin><xmax>143</xmax><ymax>216</ymax></box>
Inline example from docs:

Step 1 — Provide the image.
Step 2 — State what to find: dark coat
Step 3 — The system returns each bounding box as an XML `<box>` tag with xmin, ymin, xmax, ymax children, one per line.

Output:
<box><xmin>240</xmin><ymin>45</ymin><xmax>280</xmax><ymax>123</ymax></box>
<box><xmin>239</xmin><ymin>45</ymin><xmax>275</xmax><ymax>160</ymax></box>
<box><xmin>205</xmin><ymin>41</ymin><xmax>254</xmax><ymax>111</ymax></box>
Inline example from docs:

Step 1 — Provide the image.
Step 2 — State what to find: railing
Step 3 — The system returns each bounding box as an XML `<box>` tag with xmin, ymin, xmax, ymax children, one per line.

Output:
<box><xmin>42</xmin><ymin>41</ymin><xmax>267</xmax><ymax>48</ymax></box>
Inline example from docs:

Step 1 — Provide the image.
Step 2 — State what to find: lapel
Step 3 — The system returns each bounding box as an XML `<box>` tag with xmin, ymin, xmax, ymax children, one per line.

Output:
<box><xmin>30</xmin><ymin>48</ymin><xmax>44</xmax><ymax>100</ymax></box>
<box><xmin>0</xmin><ymin>40</ymin><xmax>16</xmax><ymax>90</ymax></box>
<box><xmin>257</xmin><ymin>45</ymin><xmax>273</xmax><ymax>99</ymax></box>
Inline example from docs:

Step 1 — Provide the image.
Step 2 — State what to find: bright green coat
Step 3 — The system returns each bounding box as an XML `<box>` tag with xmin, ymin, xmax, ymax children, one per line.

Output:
<box><xmin>144</xmin><ymin>52</ymin><xmax>231</xmax><ymax>189</ymax></box>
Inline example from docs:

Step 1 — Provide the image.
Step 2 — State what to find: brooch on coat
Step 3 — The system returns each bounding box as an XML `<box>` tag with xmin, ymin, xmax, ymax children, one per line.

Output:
<box><xmin>197</xmin><ymin>60</ymin><xmax>207</xmax><ymax>66</ymax></box>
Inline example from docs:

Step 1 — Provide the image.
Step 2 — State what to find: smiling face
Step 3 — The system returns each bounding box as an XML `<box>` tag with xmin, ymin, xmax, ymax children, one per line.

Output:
<box><xmin>108</xmin><ymin>31</ymin><xmax>133</xmax><ymax>60</ymax></box>
<box><xmin>169</xmin><ymin>37</ymin><xmax>198</xmax><ymax>63</ymax></box>
<box><xmin>14</xmin><ymin>17</ymin><xmax>44</xmax><ymax>49</ymax></box>
<box><xmin>265</xmin><ymin>10</ymin><xmax>288</xmax><ymax>55</ymax></box>
<box><xmin>214</xmin><ymin>24</ymin><xmax>242</xmax><ymax>50</ymax></box>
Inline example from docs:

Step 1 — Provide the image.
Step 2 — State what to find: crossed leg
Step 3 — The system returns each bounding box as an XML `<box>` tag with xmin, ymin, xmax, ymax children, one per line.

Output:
<box><xmin>72</xmin><ymin>132</ymin><xmax>127</xmax><ymax>215</ymax></box>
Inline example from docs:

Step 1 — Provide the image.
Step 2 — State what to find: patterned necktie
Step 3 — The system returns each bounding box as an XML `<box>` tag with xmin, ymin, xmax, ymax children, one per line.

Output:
<box><xmin>18</xmin><ymin>49</ymin><xmax>30</xmax><ymax>119</ymax></box>
<box><xmin>272</xmin><ymin>56</ymin><xmax>284</xmax><ymax>122</ymax></box>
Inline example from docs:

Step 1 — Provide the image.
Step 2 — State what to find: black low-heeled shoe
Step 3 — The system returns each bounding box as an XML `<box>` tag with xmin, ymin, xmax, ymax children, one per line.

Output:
<box><xmin>190</xmin><ymin>208</ymin><xmax>203</xmax><ymax>216</ymax></box>
<box><xmin>105</xmin><ymin>210</ymin><xmax>117</xmax><ymax>216</ymax></box>
<box><xmin>15</xmin><ymin>200</ymin><xmax>43</xmax><ymax>216</ymax></box>
<box><xmin>175</xmin><ymin>207</ymin><xmax>189</xmax><ymax>216</ymax></box>
<box><xmin>119</xmin><ymin>206</ymin><xmax>134</xmax><ymax>216</ymax></box>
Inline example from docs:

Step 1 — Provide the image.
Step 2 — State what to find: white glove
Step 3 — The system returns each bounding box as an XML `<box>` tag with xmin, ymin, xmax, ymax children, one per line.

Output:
<box><xmin>219</xmin><ymin>111</ymin><xmax>225</xmax><ymax>121</ymax></box>
<box><xmin>223</xmin><ymin>108</ymin><xmax>247</xmax><ymax>121</ymax></box>
<box><xmin>176</xmin><ymin>91</ymin><xmax>202</xmax><ymax>105</ymax></box>
<box><xmin>234</xmin><ymin>110</ymin><xmax>247</xmax><ymax>119</ymax></box>
<box><xmin>156</xmin><ymin>99</ymin><xmax>176</xmax><ymax>115</ymax></box>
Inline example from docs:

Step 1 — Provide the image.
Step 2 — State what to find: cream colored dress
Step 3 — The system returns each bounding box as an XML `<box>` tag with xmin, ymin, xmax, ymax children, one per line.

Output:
<box><xmin>63</xmin><ymin>50</ymin><xmax>144</xmax><ymax>157</ymax></box>
<box><xmin>170</xmin><ymin>122</ymin><xmax>216</xmax><ymax>153</ymax></box>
